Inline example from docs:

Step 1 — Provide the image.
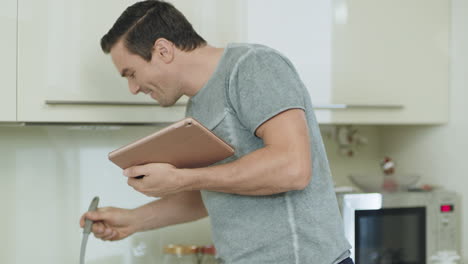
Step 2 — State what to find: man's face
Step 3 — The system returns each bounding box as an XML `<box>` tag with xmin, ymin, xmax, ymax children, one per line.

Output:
<box><xmin>110</xmin><ymin>40</ymin><xmax>182</xmax><ymax>106</ymax></box>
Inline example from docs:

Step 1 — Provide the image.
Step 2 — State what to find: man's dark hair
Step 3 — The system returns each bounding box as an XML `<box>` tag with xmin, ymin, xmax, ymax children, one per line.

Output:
<box><xmin>101</xmin><ymin>0</ymin><xmax>206</xmax><ymax>61</ymax></box>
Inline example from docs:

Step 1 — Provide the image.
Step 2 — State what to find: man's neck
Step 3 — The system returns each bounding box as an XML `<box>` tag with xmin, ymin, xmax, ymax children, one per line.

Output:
<box><xmin>176</xmin><ymin>45</ymin><xmax>225</xmax><ymax>97</ymax></box>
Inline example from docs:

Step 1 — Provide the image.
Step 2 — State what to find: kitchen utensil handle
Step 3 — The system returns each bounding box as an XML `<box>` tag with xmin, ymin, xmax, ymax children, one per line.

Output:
<box><xmin>80</xmin><ymin>197</ymin><xmax>100</xmax><ymax>264</ymax></box>
<box><xmin>83</xmin><ymin>196</ymin><xmax>99</xmax><ymax>234</ymax></box>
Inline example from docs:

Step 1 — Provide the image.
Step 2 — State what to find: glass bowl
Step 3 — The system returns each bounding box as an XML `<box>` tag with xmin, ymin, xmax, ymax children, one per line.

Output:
<box><xmin>348</xmin><ymin>174</ymin><xmax>420</xmax><ymax>192</ymax></box>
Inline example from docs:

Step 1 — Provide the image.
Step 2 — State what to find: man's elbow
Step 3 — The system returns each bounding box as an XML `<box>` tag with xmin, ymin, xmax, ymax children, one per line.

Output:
<box><xmin>288</xmin><ymin>161</ymin><xmax>312</xmax><ymax>191</ymax></box>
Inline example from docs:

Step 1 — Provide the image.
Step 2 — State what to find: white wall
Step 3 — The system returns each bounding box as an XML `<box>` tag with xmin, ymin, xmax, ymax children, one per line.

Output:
<box><xmin>380</xmin><ymin>0</ymin><xmax>468</xmax><ymax>260</ymax></box>
<box><xmin>322</xmin><ymin>125</ymin><xmax>383</xmax><ymax>186</ymax></box>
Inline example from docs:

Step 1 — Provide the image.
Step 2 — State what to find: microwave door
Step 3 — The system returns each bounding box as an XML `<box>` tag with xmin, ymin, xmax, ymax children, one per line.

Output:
<box><xmin>355</xmin><ymin>207</ymin><xmax>426</xmax><ymax>264</ymax></box>
<box><xmin>342</xmin><ymin>193</ymin><xmax>384</xmax><ymax>262</ymax></box>
<box><xmin>342</xmin><ymin>193</ymin><xmax>426</xmax><ymax>264</ymax></box>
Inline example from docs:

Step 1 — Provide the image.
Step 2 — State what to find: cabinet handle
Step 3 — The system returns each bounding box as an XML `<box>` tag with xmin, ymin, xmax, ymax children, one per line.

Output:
<box><xmin>45</xmin><ymin>100</ymin><xmax>186</xmax><ymax>106</ymax></box>
<box><xmin>45</xmin><ymin>101</ymin><xmax>400</xmax><ymax>109</ymax></box>
<box><xmin>313</xmin><ymin>104</ymin><xmax>404</xmax><ymax>110</ymax></box>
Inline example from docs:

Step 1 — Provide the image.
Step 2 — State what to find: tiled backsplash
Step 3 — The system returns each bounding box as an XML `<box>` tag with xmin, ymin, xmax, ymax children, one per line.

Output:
<box><xmin>0</xmin><ymin>125</ymin><xmax>380</xmax><ymax>263</ymax></box>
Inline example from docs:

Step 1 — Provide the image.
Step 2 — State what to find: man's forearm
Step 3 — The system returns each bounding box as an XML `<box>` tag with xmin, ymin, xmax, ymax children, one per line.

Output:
<box><xmin>132</xmin><ymin>190</ymin><xmax>208</xmax><ymax>233</ymax></box>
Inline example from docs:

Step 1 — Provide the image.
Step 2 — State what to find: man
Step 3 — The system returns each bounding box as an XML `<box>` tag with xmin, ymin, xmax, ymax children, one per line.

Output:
<box><xmin>80</xmin><ymin>1</ymin><xmax>352</xmax><ymax>263</ymax></box>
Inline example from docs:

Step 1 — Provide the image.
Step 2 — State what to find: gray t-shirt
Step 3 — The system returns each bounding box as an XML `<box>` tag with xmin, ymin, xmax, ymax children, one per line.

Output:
<box><xmin>186</xmin><ymin>43</ymin><xmax>351</xmax><ymax>264</ymax></box>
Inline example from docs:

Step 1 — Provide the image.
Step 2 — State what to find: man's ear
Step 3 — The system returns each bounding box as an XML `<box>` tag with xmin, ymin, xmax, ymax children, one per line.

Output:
<box><xmin>151</xmin><ymin>38</ymin><xmax>174</xmax><ymax>64</ymax></box>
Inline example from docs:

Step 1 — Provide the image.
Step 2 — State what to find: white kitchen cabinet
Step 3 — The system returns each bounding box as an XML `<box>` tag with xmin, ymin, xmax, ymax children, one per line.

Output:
<box><xmin>0</xmin><ymin>0</ymin><xmax>17</xmax><ymax>122</ymax></box>
<box><xmin>330</xmin><ymin>0</ymin><xmax>449</xmax><ymax>124</ymax></box>
<box><xmin>16</xmin><ymin>0</ymin><xmax>244</xmax><ymax>123</ymax></box>
<box><xmin>17</xmin><ymin>0</ymin><xmax>181</xmax><ymax>123</ymax></box>
<box><xmin>244</xmin><ymin>0</ymin><xmax>449</xmax><ymax>124</ymax></box>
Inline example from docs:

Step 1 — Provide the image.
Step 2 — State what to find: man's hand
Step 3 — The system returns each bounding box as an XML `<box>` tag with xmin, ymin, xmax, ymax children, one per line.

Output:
<box><xmin>79</xmin><ymin>191</ymin><xmax>208</xmax><ymax>240</ymax></box>
<box><xmin>79</xmin><ymin>207</ymin><xmax>138</xmax><ymax>241</ymax></box>
<box><xmin>124</xmin><ymin>163</ymin><xmax>187</xmax><ymax>197</ymax></box>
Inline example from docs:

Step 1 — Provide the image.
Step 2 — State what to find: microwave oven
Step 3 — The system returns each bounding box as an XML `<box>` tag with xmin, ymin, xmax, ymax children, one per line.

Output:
<box><xmin>337</xmin><ymin>191</ymin><xmax>460</xmax><ymax>264</ymax></box>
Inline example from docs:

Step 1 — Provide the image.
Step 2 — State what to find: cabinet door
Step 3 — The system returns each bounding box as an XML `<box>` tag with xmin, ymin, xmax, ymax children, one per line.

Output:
<box><xmin>330</xmin><ymin>0</ymin><xmax>449</xmax><ymax>124</ymax></box>
<box><xmin>0</xmin><ymin>0</ymin><xmax>17</xmax><ymax>122</ymax></box>
<box><xmin>17</xmin><ymin>0</ymin><xmax>185</xmax><ymax>123</ymax></box>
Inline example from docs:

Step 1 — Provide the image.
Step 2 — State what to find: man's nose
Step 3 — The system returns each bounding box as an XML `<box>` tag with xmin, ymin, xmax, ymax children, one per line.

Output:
<box><xmin>128</xmin><ymin>80</ymin><xmax>140</xmax><ymax>95</ymax></box>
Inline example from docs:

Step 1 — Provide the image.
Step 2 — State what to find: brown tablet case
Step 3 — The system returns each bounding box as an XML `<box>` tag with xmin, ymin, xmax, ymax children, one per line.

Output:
<box><xmin>108</xmin><ymin>117</ymin><xmax>235</xmax><ymax>170</ymax></box>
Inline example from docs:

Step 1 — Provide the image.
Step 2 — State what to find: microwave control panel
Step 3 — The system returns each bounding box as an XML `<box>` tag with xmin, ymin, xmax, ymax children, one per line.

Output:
<box><xmin>435</xmin><ymin>193</ymin><xmax>459</xmax><ymax>251</ymax></box>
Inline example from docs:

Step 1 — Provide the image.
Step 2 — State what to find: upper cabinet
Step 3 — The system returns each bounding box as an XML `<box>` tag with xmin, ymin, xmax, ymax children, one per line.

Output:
<box><xmin>330</xmin><ymin>0</ymin><xmax>449</xmax><ymax>124</ymax></box>
<box><xmin>244</xmin><ymin>0</ymin><xmax>449</xmax><ymax>124</ymax></box>
<box><xmin>8</xmin><ymin>0</ymin><xmax>449</xmax><ymax>124</ymax></box>
<box><xmin>16</xmin><ymin>0</ymin><xmax>186</xmax><ymax>123</ymax></box>
<box><xmin>0</xmin><ymin>0</ymin><xmax>17</xmax><ymax>122</ymax></box>
<box><xmin>15</xmin><ymin>0</ymin><xmax>244</xmax><ymax>124</ymax></box>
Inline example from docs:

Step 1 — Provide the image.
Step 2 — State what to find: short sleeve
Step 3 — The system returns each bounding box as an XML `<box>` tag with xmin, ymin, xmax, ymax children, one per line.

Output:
<box><xmin>228</xmin><ymin>48</ymin><xmax>307</xmax><ymax>135</ymax></box>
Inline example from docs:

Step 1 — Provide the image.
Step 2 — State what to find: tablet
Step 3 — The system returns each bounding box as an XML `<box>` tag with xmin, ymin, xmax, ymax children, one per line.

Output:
<box><xmin>108</xmin><ymin>117</ymin><xmax>235</xmax><ymax>176</ymax></box>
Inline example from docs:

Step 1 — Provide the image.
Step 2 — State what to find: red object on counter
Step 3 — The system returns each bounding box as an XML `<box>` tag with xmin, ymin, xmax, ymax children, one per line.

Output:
<box><xmin>421</xmin><ymin>184</ymin><xmax>434</xmax><ymax>191</ymax></box>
